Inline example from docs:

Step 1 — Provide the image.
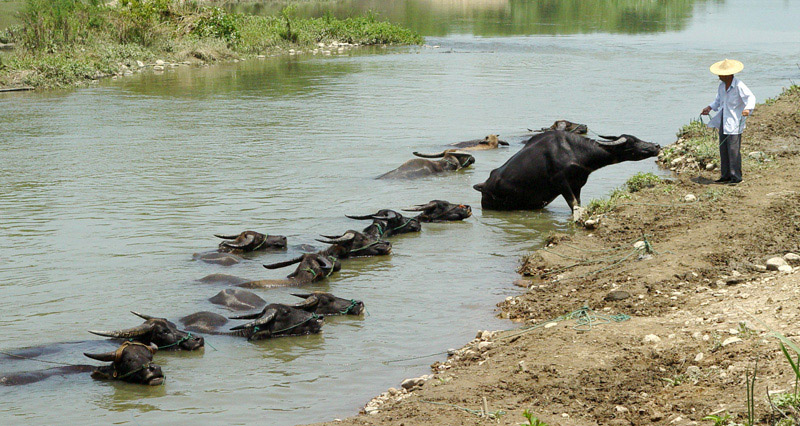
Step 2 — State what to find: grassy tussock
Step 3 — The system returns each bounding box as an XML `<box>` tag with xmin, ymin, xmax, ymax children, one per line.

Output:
<box><xmin>0</xmin><ymin>0</ymin><xmax>423</xmax><ymax>88</ymax></box>
<box><xmin>583</xmin><ymin>172</ymin><xmax>662</xmax><ymax>218</ymax></box>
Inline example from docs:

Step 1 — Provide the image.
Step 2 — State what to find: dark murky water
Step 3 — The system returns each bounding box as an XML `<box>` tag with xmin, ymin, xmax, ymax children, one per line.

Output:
<box><xmin>1</xmin><ymin>0</ymin><xmax>799</xmax><ymax>424</ymax></box>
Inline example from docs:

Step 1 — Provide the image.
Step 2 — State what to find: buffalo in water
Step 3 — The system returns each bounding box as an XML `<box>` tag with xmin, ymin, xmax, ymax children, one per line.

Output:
<box><xmin>378</xmin><ymin>150</ymin><xmax>474</xmax><ymax>179</ymax></box>
<box><xmin>84</xmin><ymin>341</ymin><xmax>164</xmax><ymax>385</ymax></box>
<box><xmin>346</xmin><ymin>209</ymin><xmax>421</xmax><ymax>239</ymax></box>
<box><xmin>317</xmin><ymin>231</ymin><xmax>392</xmax><ymax>258</ymax></box>
<box><xmin>404</xmin><ymin>200</ymin><xmax>472</xmax><ymax>222</ymax></box>
<box><xmin>229</xmin><ymin>304</ymin><xmax>324</xmax><ymax>340</ymax></box>
<box><xmin>290</xmin><ymin>292</ymin><xmax>365</xmax><ymax>316</ymax></box>
<box><xmin>89</xmin><ymin>312</ymin><xmax>204</xmax><ymax>351</ymax></box>
<box><xmin>237</xmin><ymin>253</ymin><xmax>341</xmax><ymax>288</ymax></box>
<box><xmin>473</xmin><ymin>131</ymin><xmax>660</xmax><ymax>220</ymax></box>
<box><xmin>529</xmin><ymin>120</ymin><xmax>588</xmax><ymax>135</ymax></box>
<box><xmin>215</xmin><ymin>231</ymin><xmax>287</xmax><ymax>253</ymax></box>
<box><xmin>210</xmin><ymin>288</ymin><xmax>266</xmax><ymax>311</ymax></box>
<box><xmin>449</xmin><ymin>134</ymin><xmax>509</xmax><ymax>150</ymax></box>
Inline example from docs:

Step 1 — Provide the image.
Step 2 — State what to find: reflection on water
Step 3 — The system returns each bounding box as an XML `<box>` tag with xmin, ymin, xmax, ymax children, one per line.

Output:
<box><xmin>3</xmin><ymin>0</ymin><xmax>800</xmax><ymax>424</ymax></box>
<box><xmin>229</xmin><ymin>0</ymin><xmax>708</xmax><ymax>36</ymax></box>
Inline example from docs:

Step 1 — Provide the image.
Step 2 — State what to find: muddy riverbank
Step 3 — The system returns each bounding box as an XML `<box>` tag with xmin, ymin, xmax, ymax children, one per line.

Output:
<box><xmin>309</xmin><ymin>86</ymin><xmax>800</xmax><ymax>426</ymax></box>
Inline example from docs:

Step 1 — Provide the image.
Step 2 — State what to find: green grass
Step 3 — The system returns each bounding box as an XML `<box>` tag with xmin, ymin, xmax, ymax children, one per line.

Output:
<box><xmin>519</xmin><ymin>409</ymin><xmax>549</xmax><ymax>426</ymax></box>
<box><xmin>582</xmin><ymin>173</ymin><xmax>666</xmax><ymax>218</ymax></box>
<box><xmin>626</xmin><ymin>172</ymin><xmax>661</xmax><ymax>193</ymax></box>
<box><xmin>0</xmin><ymin>0</ymin><xmax>423</xmax><ymax>88</ymax></box>
<box><xmin>659</xmin><ymin>118</ymin><xmax>719</xmax><ymax>168</ymax></box>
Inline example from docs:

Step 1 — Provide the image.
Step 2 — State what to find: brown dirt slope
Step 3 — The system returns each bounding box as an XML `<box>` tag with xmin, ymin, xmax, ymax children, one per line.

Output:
<box><xmin>310</xmin><ymin>86</ymin><xmax>800</xmax><ymax>426</ymax></box>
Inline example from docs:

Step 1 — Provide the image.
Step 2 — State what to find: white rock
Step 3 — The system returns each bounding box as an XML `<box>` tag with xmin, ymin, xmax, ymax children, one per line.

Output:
<box><xmin>695</xmin><ymin>352</ymin><xmax>704</xmax><ymax>362</ymax></box>
<box><xmin>615</xmin><ymin>406</ymin><xmax>629</xmax><ymax>413</ymax></box>
<box><xmin>257</xmin><ymin>55</ymin><xmax>266</xmax><ymax>59</ymax></box>
<box><xmin>584</xmin><ymin>219</ymin><xmax>598</xmax><ymax>229</ymax></box>
<box><xmin>671</xmin><ymin>156</ymin><xmax>685</xmax><ymax>166</ymax></box>
<box><xmin>779</xmin><ymin>264</ymin><xmax>793</xmax><ymax>273</ymax></box>
<box><xmin>633</xmin><ymin>241</ymin><xmax>647</xmax><ymax>250</ymax></box>
<box><xmin>136</xmin><ymin>60</ymin><xmax>145</xmax><ymax>68</ymax></box>
<box><xmin>477</xmin><ymin>341</ymin><xmax>492</xmax><ymax>352</ymax></box>
<box><xmin>155</xmin><ymin>59</ymin><xmax>165</xmax><ymax>65</ymax></box>
<box><xmin>684</xmin><ymin>194</ymin><xmax>697</xmax><ymax>202</ymax></box>
<box><xmin>643</xmin><ymin>334</ymin><xmax>661</xmax><ymax>344</ymax></box>
<box><xmin>705</xmin><ymin>163</ymin><xmax>716</xmax><ymax>170</ymax></box>
<box><xmin>544</xmin><ymin>322</ymin><xmax>557</xmax><ymax>329</ymax></box>
<box><xmin>784</xmin><ymin>253</ymin><xmax>800</xmax><ymax>264</ymax></box>
<box><xmin>722</xmin><ymin>336</ymin><xmax>742</xmax><ymax>347</ymax></box>
<box><xmin>767</xmin><ymin>257</ymin><xmax>788</xmax><ymax>271</ymax></box>
<box><xmin>153</xmin><ymin>65</ymin><xmax>165</xmax><ymax>71</ymax></box>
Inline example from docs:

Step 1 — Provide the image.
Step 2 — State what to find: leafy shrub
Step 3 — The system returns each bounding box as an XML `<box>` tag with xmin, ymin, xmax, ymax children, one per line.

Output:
<box><xmin>626</xmin><ymin>172</ymin><xmax>661</xmax><ymax>192</ymax></box>
<box><xmin>19</xmin><ymin>0</ymin><xmax>105</xmax><ymax>50</ymax></box>
<box><xmin>193</xmin><ymin>7</ymin><xmax>239</xmax><ymax>41</ymax></box>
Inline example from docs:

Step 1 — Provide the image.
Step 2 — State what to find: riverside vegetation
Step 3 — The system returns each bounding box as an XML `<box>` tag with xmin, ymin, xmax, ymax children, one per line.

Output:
<box><xmin>0</xmin><ymin>0</ymin><xmax>423</xmax><ymax>89</ymax></box>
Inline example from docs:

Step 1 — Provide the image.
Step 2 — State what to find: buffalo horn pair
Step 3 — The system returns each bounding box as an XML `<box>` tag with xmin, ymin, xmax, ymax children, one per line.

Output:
<box><xmin>229</xmin><ymin>307</ymin><xmax>277</xmax><ymax>331</ymax></box>
<box><xmin>215</xmin><ymin>233</ymin><xmax>255</xmax><ymax>249</ymax></box>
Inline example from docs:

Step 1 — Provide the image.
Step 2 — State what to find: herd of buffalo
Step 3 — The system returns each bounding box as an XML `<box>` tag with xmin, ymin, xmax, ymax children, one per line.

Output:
<box><xmin>1</xmin><ymin>120</ymin><xmax>661</xmax><ymax>387</ymax></box>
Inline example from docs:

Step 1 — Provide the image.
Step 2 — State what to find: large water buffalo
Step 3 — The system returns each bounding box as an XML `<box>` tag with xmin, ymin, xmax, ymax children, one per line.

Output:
<box><xmin>529</xmin><ymin>120</ymin><xmax>588</xmax><ymax>135</ymax></box>
<box><xmin>215</xmin><ymin>231</ymin><xmax>287</xmax><ymax>253</ymax></box>
<box><xmin>317</xmin><ymin>231</ymin><xmax>392</xmax><ymax>258</ymax></box>
<box><xmin>404</xmin><ymin>200</ymin><xmax>472</xmax><ymax>222</ymax></box>
<box><xmin>346</xmin><ymin>209</ymin><xmax>421</xmax><ymax>239</ymax></box>
<box><xmin>229</xmin><ymin>304</ymin><xmax>324</xmax><ymax>340</ymax></box>
<box><xmin>89</xmin><ymin>312</ymin><xmax>205</xmax><ymax>351</ymax></box>
<box><xmin>449</xmin><ymin>134</ymin><xmax>509</xmax><ymax>150</ymax></box>
<box><xmin>180</xmin><ymin>311</ymin><xmax>230</xmax><ymax>334</ymax></box>
<box><xmin>84</xmin><ymin>341</ymin><xmax>164</xmax><ymax>385</ymax></box>
<box><xmin>290</xmin><ymin>292</ymin><xmax>365</xmax><ymax>316</ymax></box>
<box><xmin>378</xmin><ymin>150</ymin><xmax>475</xmax><ymax>179</ymax></box>
<box><xmin>473</xmin><ymin>131</ymin><xmax>661</xmax><ymax>219</ymax></box>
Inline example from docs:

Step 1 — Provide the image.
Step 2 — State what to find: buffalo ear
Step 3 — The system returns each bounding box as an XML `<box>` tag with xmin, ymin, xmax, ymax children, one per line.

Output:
<box><xmin>90</xmin><ymin>368</ymin><xmax>113</xmax><ymax>380</ymax></box>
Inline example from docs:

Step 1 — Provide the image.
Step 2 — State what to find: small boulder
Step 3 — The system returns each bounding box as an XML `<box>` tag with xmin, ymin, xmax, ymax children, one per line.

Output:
<box><xmin>155</xmin><ymin>59</ymin><xmax>165</xmax><ymax>65</ymax></box>
<box><xmin>400</xmin><ymin>377</ymin><xmax>425</xmax><ymax>390</ymax></box>
<box><xmin>779</xmin><ymin>264</ymin><xmax>793</xmax><ymax>273</ymax></box>
<box><xmin>767</xmin><ymin>257</ymin><xmax>789</xmax><ymax>271</ymax></box>
<box><xmin>722</xmin><ymin>336</ymin><xmax>742</xmax><ymax>347</ymax></box>
<box><xmin>643</xmin><ymin>334</ymin><xmax>661</xmax><ymax>344</ymax></box>
<box><xmin>584</xmin><ymin>218</ymin><xmax>598</xmax><ymax>229</ymax></box>
<box><xmin>784</xmin><ymin>253</ymin><xmax>800</xmax><ymax>264</ymax></box>
<box><xmin>684</xmin><ymin>194</ymin><xmax>697</xmax><ymax>202</ymax></box>
<box><xmin>604</xmin><ymin>290</ymin><xmax>631</xmax><ymax>301</ymax></box>
<box><xmin>633</xmin><ymin>241</ymin><xmax>647</xmax><ymax>250</ymax></box>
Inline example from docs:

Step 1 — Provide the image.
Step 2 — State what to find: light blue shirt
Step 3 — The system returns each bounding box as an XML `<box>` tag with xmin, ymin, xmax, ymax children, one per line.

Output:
<box><xmin>708</xmin><ymin>77</ymin><xmax>756</xmax><ymax>135</ymax></box>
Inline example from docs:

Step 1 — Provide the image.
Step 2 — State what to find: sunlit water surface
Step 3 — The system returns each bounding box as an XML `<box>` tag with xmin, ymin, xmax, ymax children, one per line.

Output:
<box><xmin>1</xmin><ymin>0</ymin><xmax>799</xmax><ymax>424</ymax></box>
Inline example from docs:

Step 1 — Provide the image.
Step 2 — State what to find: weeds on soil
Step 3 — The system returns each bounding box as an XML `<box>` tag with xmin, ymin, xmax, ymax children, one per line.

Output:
<box><xmin>0</xmin><ymin>0</ymin><xmax>423</xmax><ymax>88</ymax></box>
<box><xmin>519</xmin><ymin>409</ymin><xmax>549</xmax><ymax>426</ymax></box>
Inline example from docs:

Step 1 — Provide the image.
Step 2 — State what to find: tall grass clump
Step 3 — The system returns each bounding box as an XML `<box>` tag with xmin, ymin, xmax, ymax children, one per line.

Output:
<box><xmin>1</xmin><ymin>0</ymin><xmax>423</xmax><ymax>88</ymax></box>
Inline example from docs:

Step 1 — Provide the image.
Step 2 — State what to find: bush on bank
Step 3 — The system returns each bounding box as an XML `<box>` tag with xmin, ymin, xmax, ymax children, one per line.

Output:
<box><xmin>0</xmin><ymin>0</ymin><xmax>423</xmax><ymax>88</ymax></box>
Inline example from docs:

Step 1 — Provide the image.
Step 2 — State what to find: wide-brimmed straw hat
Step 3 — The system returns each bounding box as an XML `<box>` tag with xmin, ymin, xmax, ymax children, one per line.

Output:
<box><xmin>709</xmin><ymin>59</ymin><xmax>744</xmax><ymax>75</ymax></box>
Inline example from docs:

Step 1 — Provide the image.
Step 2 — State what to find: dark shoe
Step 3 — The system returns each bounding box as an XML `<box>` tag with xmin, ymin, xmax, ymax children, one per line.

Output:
<box><xmin>727</xmin><ymin>179</ymin><xmax>742</xmax><ymax>186</ymax></box>
<box><xmin>713</xmin><ymin>177</ymin><xmax>731</xmax><ymax>184</ymax></box>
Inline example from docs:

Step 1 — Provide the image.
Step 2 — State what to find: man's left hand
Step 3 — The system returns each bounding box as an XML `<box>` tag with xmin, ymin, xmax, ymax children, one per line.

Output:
<box><xmin>742</xmin><ymin>109</ymin><xmax>751</xmax><ymax>116</ymax></box>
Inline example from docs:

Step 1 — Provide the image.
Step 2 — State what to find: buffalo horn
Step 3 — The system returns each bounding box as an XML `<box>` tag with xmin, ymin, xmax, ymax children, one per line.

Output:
<box><xmin>263</xmin><ymin>256</ymin><xmax>303</xmax><ymax>269</ymax></box>
<box><xmin>412</xmin><ymin>151</ymin><xmax>445</xmax><ymax>159</ymax></box>
<box><xmin>130</xmin><ymin>311</ymin><xmax>156</xmax><ymax>321</ymax></box>
<box><xmin>230</xmin><ymin>308</ymin><xmax>277</xmax><ymax>331</ymax></box>
<box><xmin>83</xmin><ymin>351</ymin><xmax>117</xmax><ymax>362</ymax></box>
<box><xmin>498</xmin><ymin>140</ymin><xmax>509</xmax><ymax>146</ymax></box>
<box><xmin>88</xmin><ymin>323</ymin><xmax>153</xmax><ymax>339</ymax></box>
<box><xmin>596</xmin><ymin>136</ymin><xmax>628</xmax><ymax>146</ymax></box>
<box><xmin>229</xmin><ymin>310</ymin><xmax>264</xmax><ymax>320</ymax></box>
<box><xmin>402</xmin><ymin>201</ymin><xmax>437</xmax><ymax>212</ymax></box>
<box><xmin>214</xmin><ymin>234</ymin><xmax>240</xmax><ymax>240</ymax></box>
<box><xmin>317</xmin><ymin>255</ymin><xmax>334</xmax><ymax>271</ymax></box>
<box><xmin>291</xmin><ymin>293</ymin><xmax>313</xmax><ymax>299</ymax></box>
<box><xmin>292</xmin><ymin>294</ymin><xmax>320</xmax><ymax>310</ymax></box>
<box><xmin>371</xmin><ymin>210</ymin><xmax>398</xmax><ymax>221</ymax></box>
<box><xmin>316</xmin><ymin>232</ymin><xmax>356</xmax><ymax>244</ymax></box>
<box><xmin>220</xmin><ymin>234</ymin><xmax>255</xmax><ymax>249</ymax></box>
<box><xmin>345</xmin><ymin>214</ymin><xmax>376</xmax><ymax>220</ymax></box>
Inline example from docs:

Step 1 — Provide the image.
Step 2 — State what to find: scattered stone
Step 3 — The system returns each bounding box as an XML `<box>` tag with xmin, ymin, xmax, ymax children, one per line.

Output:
<box><xmin>387</xmin><ymin>387</ymin><xmax>399</xmax><ymax>395</ymax></box>
<box><xmin>257</xmin><ymin>55</ymin><xmax>266</xmax><ymax>59</ymax></box>
<box><xmin>155</xmin><ymin>59</ymin><xmax>165</xmax><ymax>65</ymax></box>
<box><xmin>705</xmin><ymin>163</ymin><xmax>716</xmax><ymax>170</ymax></box>
<box><xmin>544</xmin><ymin>322</ymin><xmax>558</xmax><ymax>329</ymax></box>
<box><xmin>779</xmin><ymin>264</ymin><xmax>793</xmax><ymax>273</ymax></box>
<box><xmin>604</xmin><ymin>290</ymin><xmax>631</xmax><ymax>301</ymax></box>
<box><xmin>695</xmin><ymin>352</ymin><xmax>704</xmax><ymax>362</ymax></box>
<box><xmin>477</xmin><ymin>341</ymin><xmax>492</xmax><ymax>352</ymax></box>
<box><xmin>615</xmin><ymin>405</ymin><xmax>629</xmax><ymax>413</ymax></box>
<box><xmin>136</xmin><ymin>60</ymin><xmax>145</xmax><ymax>68</ymax></box>
<box><xmin>686</xmin><ymin>366</ymin><xmax>702</xmax><ymax>377</ymax></box>
<box><xmin>153</xmin><ymin>65</ymin><xmax>165</xmax><ymax>71</ymax></box>
<box><xmin>643</xmin><ymin>334</ymin><xmax>661</xmax><ymax>344</ymax></box>
<box><xmin>518</xmin><ymin>361</ymin><xmax>528</xmax><ymax>372</ymax></box>
<box><xmin>784</xmin><ymin>253</ymin><xmax>800</xmax><ymax>264</ymax></box>
<box><xmin>684</xmin><ymin>194</ymin><xmax>697</xmax><ymax>202</ymax></box>
<box><xmin>766</xmin><ymin>257</ymin><xmax>788</xmax><ymax>271</ymax></box>
<box><xmin>721</xmin><ymin>336</ymin><xmax>742</xmax><ymax>347</ymax></box>
<box><xmin>400</xmin><ymin>377</ymin><xmax>425</xmax><ymax>390</ymax></box>
<box><xmin>671</xmin><ymin>156</ymin><xmax>685</xmax><ymax>166</ymax></box>
<box><xmin>633</xmin><ymin>241</ymin><xmax>647</xmax><ymax>250</ymax></box>
<box><xmin>748</xmin><ymin>151</ymin><xmax>765</xmax><ymax>160</ymax></box>
<box><xmin>584</xmin><ymin>218</ymin><xmax>598</xmax><ymax>229</ymax></box>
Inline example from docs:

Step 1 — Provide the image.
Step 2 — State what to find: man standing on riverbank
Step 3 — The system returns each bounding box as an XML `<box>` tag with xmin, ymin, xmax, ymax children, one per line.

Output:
<box><xmin>701</xmin><ymin>59</ymin><xmax>756</xmax><ymax>185</ymax></box>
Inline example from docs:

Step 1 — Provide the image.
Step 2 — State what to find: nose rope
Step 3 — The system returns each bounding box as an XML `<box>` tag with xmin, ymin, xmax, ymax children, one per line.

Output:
<box><xmin>153</xmin><ymin>332</ymin><xmax>195</xmax><ymax>350</ymax></box>
<box><xmin>250</xmin><ymin>235</ymin><xmax>269</xmax><ymax>251</ymax></box>
<box><xmin>339</xmin><ymin>299</ymin><xmax>360</xmax><ymax>315</ymax></box>
<box><xmin>392</xmin><ymin>218</ymin><xmax>415</xmax><ymax>231</ymax></box>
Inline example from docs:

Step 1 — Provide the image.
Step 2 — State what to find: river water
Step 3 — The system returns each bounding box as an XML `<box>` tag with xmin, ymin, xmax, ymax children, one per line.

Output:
<box><xmin>1</xmin><ymin>0</ymin><xmax>798</xmax><ymax>424</ymax></box>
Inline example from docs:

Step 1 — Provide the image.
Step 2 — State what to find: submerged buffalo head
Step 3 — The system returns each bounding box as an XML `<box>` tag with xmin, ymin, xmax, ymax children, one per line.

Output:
<box><xmin>480</xmin><ymin>134</ymin><xmax>509</xmax><ymax>148</ymax></box>
<box><xmin>291</xmin><ymin>292</ymin><xmax>365</xmax><ymax>316</ymax></box>
<box><xmin>404</xmin><ymin>200</ymin><xmax>472</xmax><ymax>222</ymax></box>
<box><xmin>84</xmin><ymin>341</ymin><xmax>164</xmax><ymax>385</ymax></box>
<box><xmin>413</xmin><ymin>150</ymin><xmax>475</xmax><ymax>170</ymax></box>
<box><xmin>215</xmin><ymin>231</ymin><xmax>287</xmax><ymax>253</ymax></box>
<box><xmin>263</xmin><ymin>253</ymin><xmax>341</xmax><ymax>283</ymax></box>
<box><xmin>346</xmin><ymin>209</ymin><xmax>421</xmax><ymax>238</ymax></box>
<box><xmin>229</xmin><ymin>303</ymin><xmax>324</xmax><ymax>340</ymax></box>
<box><xmin>596</xmin><ymin>134</ymin><xmax>661</xmax><ymax>161</ymax></box>
<box><xmin>317</xmin><ymin>231</ymin><xmax>392</xmax><ymax>258</ymax></box>
<box><xmin>89</xmin><ymin>312</ymin><xmax>204</xmax><ymax>351</ymax></box>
